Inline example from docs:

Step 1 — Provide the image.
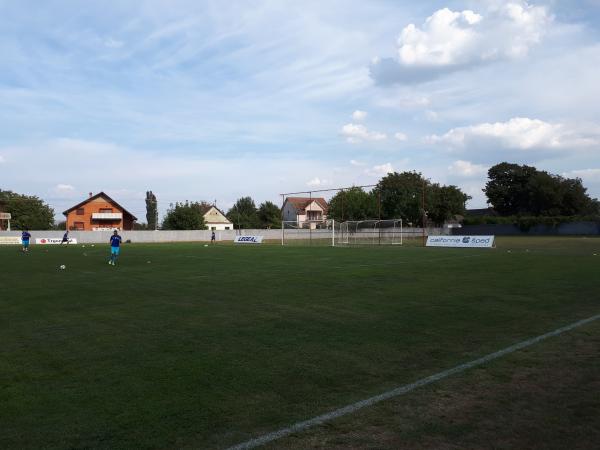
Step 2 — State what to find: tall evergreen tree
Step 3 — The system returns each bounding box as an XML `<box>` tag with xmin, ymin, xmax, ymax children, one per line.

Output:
<box><xmin>145</xmin><ymin>191</ymin><xmax>158</xmax><ymax>230</ymax></box>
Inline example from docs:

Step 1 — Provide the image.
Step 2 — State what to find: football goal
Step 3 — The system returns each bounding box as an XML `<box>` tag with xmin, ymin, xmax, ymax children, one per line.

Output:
<box><xmin>335</xmin><ymin>219</ymin><xmax>403</xmax><ymax>246</ymax></box>
<box><xmin>281</xmin><ymin>219</ymin><xmax>415</xmax><ymax>246</ymax></box>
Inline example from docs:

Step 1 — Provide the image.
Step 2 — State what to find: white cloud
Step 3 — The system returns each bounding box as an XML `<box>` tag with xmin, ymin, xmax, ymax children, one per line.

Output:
<box><xmin>425</xmin><ymin>110</ymin><xmax>439</xmax><ymax>121</ymax></box>
<box><xmin>51</xmin><ymin>184</ymin><xmax>77</xmax><ymax>199</ymax></box>
<box><xmin>306</xmin><ymin>177</ymin><xmax>332</xmax><ymax>187</ymax></box>
<box><xmin>394</xmin><ymin>132</ymin><xmax>407</xmax><ymax>141</ymax></box>
<box><xmin>365</xmin><ymin>163</ymin><xmax>394</xmax><ymax>177</ymax></box>
<box><xmin>448</xmin><ymin>160</ymin><xmax>488</xmax><ymax>177</ymax></box>
<box><xmin>0</xmin><ymin>155</ymin><xmax>4</xmax><ymax>164</ymax></box>
<box><xmin>104</xmin><ymin>38</ymin><xmax>124</xmax><ymax>49</ymax></box>
<box><xmin>351</xmin><ymin>110</ymin><xmax>367</xmax><ymax>121</ymax></box>
<box><xmin>371</xmin><ymin>1</ymin><xmax>551</xmax><ymax>83</ymax></box>
<box><xmin>350</xmin><ymin>159</ymin><xmax>365</xmax><ymax>167</ymax></box>
<box><xmin>563</xmin><ymin>169</ymin><xmax>600</xmax><ymax>181</ymax></box>
<box><xmin>341</xmin><ymin>123</ymin><xmax>387</xmax><ymax>144</ymax></box>
<box><xmin>428</xmin><ymin>117</ymin><xmax>600</xmax><ymax>150</ymax></box>
<box><xmin>55</xmin><ymin>184</ymin><xmax>75</xmax><ymax>192</ymax></box>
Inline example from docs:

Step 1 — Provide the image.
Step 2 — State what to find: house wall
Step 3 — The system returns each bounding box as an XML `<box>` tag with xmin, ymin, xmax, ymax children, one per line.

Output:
<box><xmin>65</xmin><ymin>196</ymin><xmax>134</xmax><ymax>231</ymax></box>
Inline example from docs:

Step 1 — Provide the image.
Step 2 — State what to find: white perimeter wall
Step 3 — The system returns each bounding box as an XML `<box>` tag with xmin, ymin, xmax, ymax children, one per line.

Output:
<box><xmin>0</xmin><ymin>227</ymin><xmax>445</xmax><ymax>243</ymax></box>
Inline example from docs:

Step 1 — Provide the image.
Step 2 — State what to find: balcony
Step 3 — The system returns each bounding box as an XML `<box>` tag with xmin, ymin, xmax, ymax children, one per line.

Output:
<box><xmin>91</xmin><ymin>212</ymin><xmax>123</xmax><ymax>220</ymax></box>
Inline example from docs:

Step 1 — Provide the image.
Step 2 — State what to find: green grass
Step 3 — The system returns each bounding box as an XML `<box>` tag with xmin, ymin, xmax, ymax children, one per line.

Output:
<box><xmin>0</xmin><ymin>237</ymin><xmax>599</xmax><ymax>449</ymax></box>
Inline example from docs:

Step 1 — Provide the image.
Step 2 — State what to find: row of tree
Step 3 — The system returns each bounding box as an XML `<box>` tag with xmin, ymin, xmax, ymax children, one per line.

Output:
<box><xmin>2</xmin><ymin>163</ymin><xmax>597</xmax><ymax>230</ymax></box>
<box><xmin>160</xmin><ymin>198</ymin><xmax>282</xmax><ymax>230</ymax></box>
<box><xmin>484</xmin><ymin>163</ymin><xmax>599</xmax><ymax>216</ymax></box>
<box><xmin>327</xmin><ymin>172</ymin><xmax>469</xmax><ymax>226</ymax></box>
<box><xmin>0</xmin><ymin>190</ymin><xmax>55</xmax><ymax>230</ymax></box>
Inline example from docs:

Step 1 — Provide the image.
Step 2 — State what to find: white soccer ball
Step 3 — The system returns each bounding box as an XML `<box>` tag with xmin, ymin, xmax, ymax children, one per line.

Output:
<box><xmin>91</xmin><ymin>244</ymin><xmax>95</xmax><ymax>247</ymax></box>
<box><xmin>147</xmin><ymin>261</ymin><xmax>151</xmax><ymax>264</ymax></box>
<box><xmin>204</xmin><ymin>244</ymin><xmax>209</xmax><ymax>247</ymax></box>
<box><xmin>60</xmin><ymin>265</ymin><xmax>66</xmax><ymax>270</ymax></box>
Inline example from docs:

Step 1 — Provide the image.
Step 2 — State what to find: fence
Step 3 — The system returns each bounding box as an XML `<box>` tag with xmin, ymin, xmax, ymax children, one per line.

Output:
<box><xmin>455</xmin><ymin>221</ymin><xmax>600</xmax><ymax>236</ymax></box>
<box><xmin>0</xmin><ymin>227</ymin><xmax>446</xmax><ymax>244</ymax></box>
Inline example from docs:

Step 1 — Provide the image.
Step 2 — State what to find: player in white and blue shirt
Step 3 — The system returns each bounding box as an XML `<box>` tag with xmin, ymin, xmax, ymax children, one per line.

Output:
<box><xmin>108</xmin><ymin>230</ymin><xmax>122</xmax><ymax>266</ymax></box>
<box><xmin>21</xmin><ymin>230</ymin><xmax>31</xmax><ymax>252</ymax></box>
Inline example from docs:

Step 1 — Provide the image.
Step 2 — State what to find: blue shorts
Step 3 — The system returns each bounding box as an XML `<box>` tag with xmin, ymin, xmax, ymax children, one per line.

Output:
<box><xmin>111</xmin><ymin>246</ymin><xmax>120</xmax><ymax>255</ymax></box>
<box><xmin>22</xmin><ymin>240</ymin><xmax>30</xmax><ymax>247</ymax></box>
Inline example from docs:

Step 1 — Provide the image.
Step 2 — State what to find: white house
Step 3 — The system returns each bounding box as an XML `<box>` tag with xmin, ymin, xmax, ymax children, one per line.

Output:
<box><xmin>200</xmin><ymin>205</ymin><xmax>233</xmax><ymax>230</ymax></box>
<box><xmin>282</xmin><ymin>197</ymin><xmax>328</xmax><ymax>228</ymax></box>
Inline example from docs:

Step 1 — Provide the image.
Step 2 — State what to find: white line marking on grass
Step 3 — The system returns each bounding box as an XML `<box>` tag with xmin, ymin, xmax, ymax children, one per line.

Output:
<box><xmin>226</xmin><ymin>313</ymin><xmax>600</xmax><ymax>450</ymax></box>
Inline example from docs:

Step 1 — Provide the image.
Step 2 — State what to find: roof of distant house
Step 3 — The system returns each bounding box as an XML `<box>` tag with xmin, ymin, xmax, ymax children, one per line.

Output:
<box><xmin>284</xmin><ymin>197</ymin><xmax>329</xmax><ymax>213</ymax></box>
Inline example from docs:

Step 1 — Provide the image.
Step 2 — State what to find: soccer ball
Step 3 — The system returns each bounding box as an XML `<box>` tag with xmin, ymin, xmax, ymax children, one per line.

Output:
<box><xmin>60</xmin><ymin>265</ymin><xmax>66</xmax><ymax>270</ymax></box>
<box><xmin>204</xmin><ymin>244</ymin><xmax>208</xmax><ymax>247</ymax></box>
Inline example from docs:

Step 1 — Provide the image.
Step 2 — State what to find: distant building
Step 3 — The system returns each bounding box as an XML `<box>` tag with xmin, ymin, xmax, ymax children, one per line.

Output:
<box><xmin>63</xmin><ymin>192</ymin><xmax>137</xmax><ymax>231</ymax></box>
<box><xmin>465</xmin><ymin>207</ymin><xmax>498</xmax><ymax>217</ymax></box>
<box><xmin>199</xmin><ymin>204</ymin><xmax>233</xmax><ymax>231</ymax></box>
<box><xmin>282</xmin><ymin>197</ymin><xmax>328</xmax><ymax>228</ymax></box>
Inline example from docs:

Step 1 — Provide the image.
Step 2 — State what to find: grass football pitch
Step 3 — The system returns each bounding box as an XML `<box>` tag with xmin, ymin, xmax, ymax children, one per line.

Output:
<box><xmin>1</xmin><ymin>237</ymin><xmax>599</xmax><ymax>449</ymax></box>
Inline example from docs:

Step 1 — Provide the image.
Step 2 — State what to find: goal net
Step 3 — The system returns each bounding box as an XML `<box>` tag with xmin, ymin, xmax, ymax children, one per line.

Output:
<box><xmin>281</xmin><ymin>219</ymin><xmax>419</xmax><ymax>246</ymax></box>
<box><xmin>335</xmin><ymin>219</ymin><xmax>403</xmax><ymax>246</ymax></box>
<box><xmin>281</xmin><ymin>220</ymin><xmax>338</xmax><ymax>246</ymax></box>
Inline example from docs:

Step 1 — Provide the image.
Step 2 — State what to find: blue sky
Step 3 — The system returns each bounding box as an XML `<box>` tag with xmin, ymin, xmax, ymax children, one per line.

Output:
<box><xmin>1</xmin><ymin>0</ymin><xmax>599</xmax><ymax>221</ymax></box>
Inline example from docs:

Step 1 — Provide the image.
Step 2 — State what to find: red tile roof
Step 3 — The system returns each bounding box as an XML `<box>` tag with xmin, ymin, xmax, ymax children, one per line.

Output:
<box><xmin>284</xmin><ymin>197</ymin><xmax>328</xmax><ymax>214</ymax></box>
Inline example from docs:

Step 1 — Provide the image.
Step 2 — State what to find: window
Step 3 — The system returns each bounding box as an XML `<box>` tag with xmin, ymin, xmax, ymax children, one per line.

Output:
<box><xmin>225</xmin><ymin>227</ymin><xmax>230</xmax><ymax>230</ymax></box>
<box><xmin>100</xmin><ymin>208</ymin><xmax>113</xmax><ymax>213</ymax></box>
<box><xmin>76</xmin><ymin>208</ymin><xmax>84</xmax><ymax>215</ymax></box>
<box><xmin>211</xmin><ymin>226</ymin><xmax>216</xmax><ymax>230</ymax></box>
<box><xmin>74</xmin><ymin>222</ymin><xmax>84</xmax><ymax>230</ymax></box>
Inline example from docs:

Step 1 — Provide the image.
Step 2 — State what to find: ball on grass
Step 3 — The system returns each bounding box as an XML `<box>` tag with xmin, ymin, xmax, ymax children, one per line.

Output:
<box><xmin>204</xmin><ymin>244</ymin><xmax>209</xmax><ymax>247</ymax></box>
<box><xmin>60</xmin><ymin>265</ymin><xmax>66</xmax><ymax>270</ymax></box>
<box><xmin>147</xmin><ymin>261</ymin><xmax>151</xmax><ymax>264</ymax></box>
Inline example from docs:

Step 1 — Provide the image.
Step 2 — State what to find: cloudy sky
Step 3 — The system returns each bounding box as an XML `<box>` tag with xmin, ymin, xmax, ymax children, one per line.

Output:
<box><xmin>1</xmin><ymin>0</ymin><xmax>599</xmax><ymax>221</ymax></box>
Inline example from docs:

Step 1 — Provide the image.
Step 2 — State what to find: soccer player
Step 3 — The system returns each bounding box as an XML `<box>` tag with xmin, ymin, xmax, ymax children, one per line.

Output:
<box><xmin>108</xmin><ymin>230</ymin><xmax>122</xmax><ymax>266</ymax></box>
<box><xmin>21</xmin><ymin>229</ymin><xmax>31</xmax><ymax>252</ymax></box>
<box><xmin>211</xmin><ymin>230</ymin><xmax>216</xmax><ymax>244</ymax></box>
<box><xmin>61</xmin><ymin>230</ymin><xmax>69</xmax><ymax>245</ymax></box>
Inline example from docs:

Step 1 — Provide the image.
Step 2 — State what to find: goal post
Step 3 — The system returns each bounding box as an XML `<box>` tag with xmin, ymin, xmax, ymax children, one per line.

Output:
<box><xmin>335</xmin><ymin>219</ymin><xmax>404</xmax><ymax>246</ymax></box>
<box><xmin>280</xmin><ymin>218</ymin><xmax>417</xmax><ymax>246</ymax></box>
<box><xmin>281</xmin><ymin>219</ymin><xmax>339</xmax><ymax>246</ymax></box>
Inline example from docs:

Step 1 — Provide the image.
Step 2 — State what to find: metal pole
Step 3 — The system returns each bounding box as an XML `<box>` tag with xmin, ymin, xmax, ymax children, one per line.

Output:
<box><xmin>309</xmin><ymin>191</ymin><xmax>312</xmax><ymax>246</ymax></box>
<box><xmin>281</xmin><ymin>194</ymin><xmax>284</xmax><ymax>246</ymax></box>
<box><xmin>422</xmin><ymin>178</ymin><xmax>426</xmax><ymax>247</ymax></box>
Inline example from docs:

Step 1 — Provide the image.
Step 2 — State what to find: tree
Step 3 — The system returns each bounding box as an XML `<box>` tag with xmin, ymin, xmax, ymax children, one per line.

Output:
<box><xmin>484</xmin><ymin>163</ymin><xmax>538</xmax><ymax>215</ymax></box>
<box><xmin>374</xmin><ymin>172</ymin><xmax>469</xmax><ymax>226</ymax></box>
<box><xmin>145</xmin><ymin>191</ymin><xmax>158</xmax><ymax>230</ymax></box>
<box><xmin>0</xmin><ymin>189</ymin><xmax>54</xmax><ymax>229</ymax></box>
<box><xmin>328</xmin><ymin>187</ymin><xmax>378</xmax><ymax>221</ymax></box>
<box><xmin>227</xmin><ymin>197</ymin><xmax>260</xmax><ymax>229</ymax></box>
<box><xmin>258</xmin><ymin>201</ymin><xmax>281</xmax><ymax>228</ymax></box>
<box><xmin>427</xmin><ymin>184</ymin><xmax>469</xmax><ymax>225</ymax></box>
<box><xmin>375</xmin><ymin>172</ymin><xmax>426</xmax><ymax>225</ymax></box>
<box><xmin>162</xmin><ymin>201</ymin><xmax>207</xmax><ymax>230</ymax></box>
<box><xmin>484</xmin><ymin>162</ymin><xmax>599</xmax><ymax>216</ymax></box>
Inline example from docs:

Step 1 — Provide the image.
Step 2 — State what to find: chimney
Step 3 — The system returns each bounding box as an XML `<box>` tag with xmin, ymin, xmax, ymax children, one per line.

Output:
<box><xmin>89</xmin><ymin>192</ymin><xmax>93</xmax><ymax>198</ymax></box>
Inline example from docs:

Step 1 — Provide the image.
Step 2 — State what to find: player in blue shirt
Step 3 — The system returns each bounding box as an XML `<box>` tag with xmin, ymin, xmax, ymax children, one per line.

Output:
<box><xmin>61</xmin><ymin>230</ymin><xmax>69</xmax><ymax>245</ymax></box>
<box><xmin>108</xmin><ymin>230</ymin><xmax>122</xmax><ymax>266</ymax></box>
<box><xmin>21</xmin><ymin>230</ymin><xmax>31</xmax><ymax>252</ymax></box>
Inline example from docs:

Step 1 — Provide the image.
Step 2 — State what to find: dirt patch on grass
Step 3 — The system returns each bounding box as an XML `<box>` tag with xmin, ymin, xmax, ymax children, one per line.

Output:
<box><xmin>267</xmin><ymin>324</ymin><xmax>600</xmax><ymax>450</ymax></box>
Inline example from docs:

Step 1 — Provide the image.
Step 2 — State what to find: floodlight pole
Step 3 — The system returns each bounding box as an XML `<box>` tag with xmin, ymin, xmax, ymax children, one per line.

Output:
<box><xmin>281</xmin><ymin>194</ymin><xmax>284</xmax><ymax>246</ymax></box>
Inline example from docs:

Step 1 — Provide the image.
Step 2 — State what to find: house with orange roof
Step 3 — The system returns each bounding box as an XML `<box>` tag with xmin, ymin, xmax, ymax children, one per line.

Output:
<box><xmin>282</xmin><ymin>197</ymin><xmax>328</xmax><ymax>228</ymax></box>
<box><xmin>63</xmin><ymin>192</ymin><xmax>137</xmax><ymax>231</ymax></box>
